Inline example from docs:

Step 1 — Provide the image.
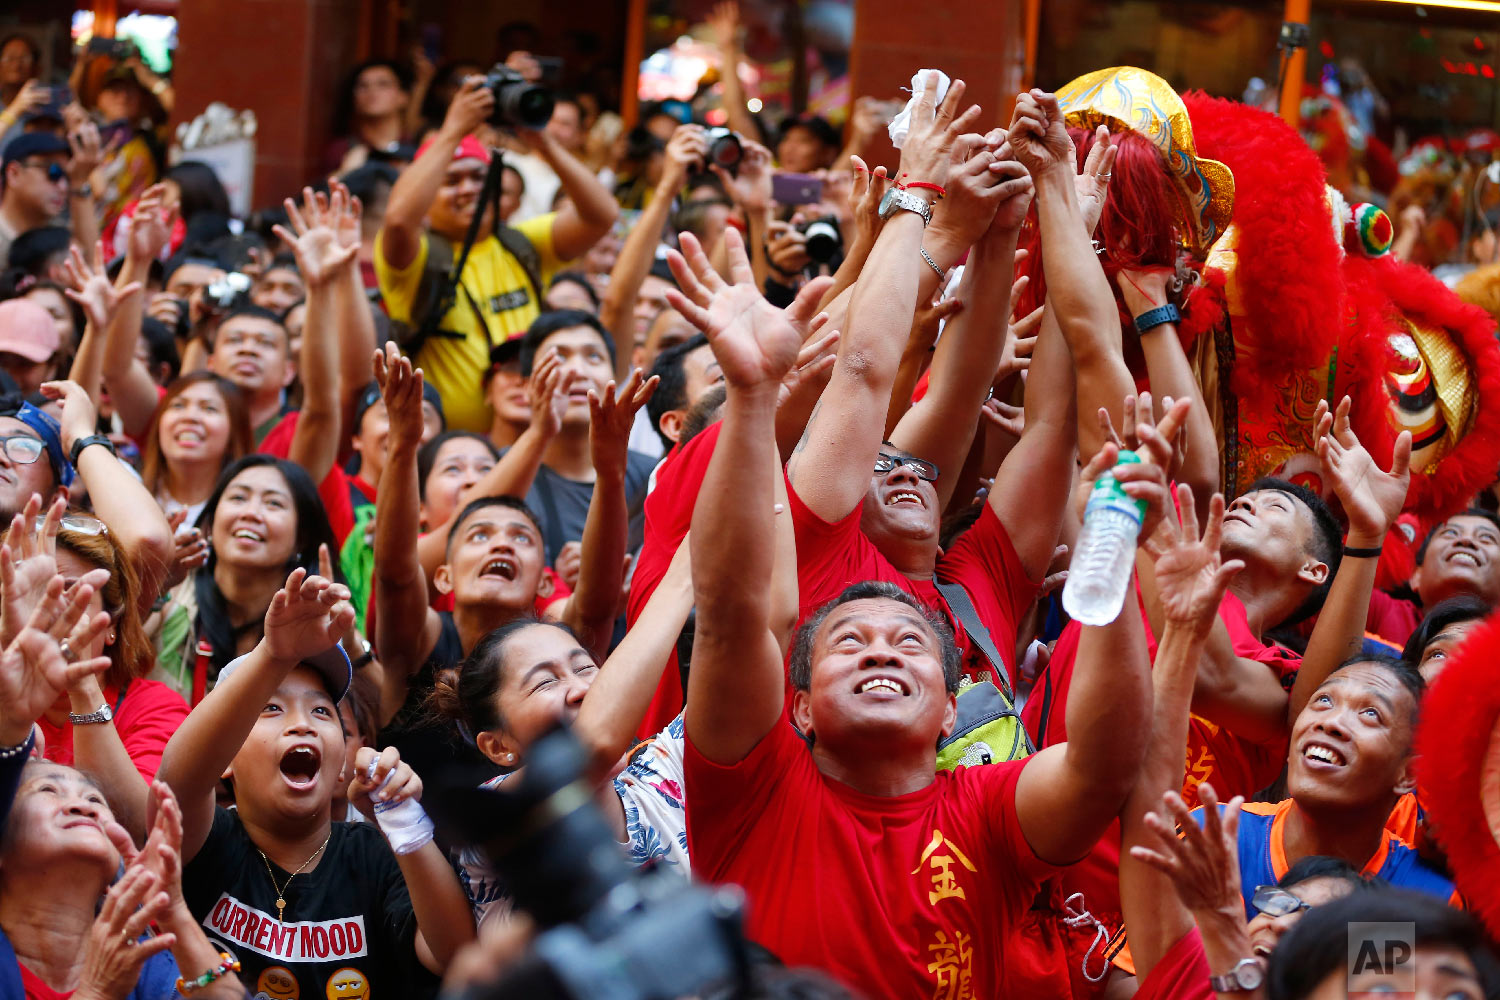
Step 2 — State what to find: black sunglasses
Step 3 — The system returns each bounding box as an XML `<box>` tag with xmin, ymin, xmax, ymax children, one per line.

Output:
<box><xmin>21</xmin><ymin>160</ymin><xmax>67</xmax><ymax>184</ymax></box>
<box><xmin>874</xmin><ymin>452</ymin><xmax>939</xmax><ymax>482</ymax></box>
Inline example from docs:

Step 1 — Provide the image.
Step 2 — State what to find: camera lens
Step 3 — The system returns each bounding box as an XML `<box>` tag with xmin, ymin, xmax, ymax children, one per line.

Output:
<box><xmin>486</xmin><ymin>65</ymin><xmax>556</xmax><ymax>130</ymax></box>
<box><xmin>800</xmin><ymin>217</ymin><xmax>842</xmax><ymax>264</ymax></box>
<box><xmin>706</xmin><ymin>130</ymin><xmax>742</xmax><ymax>170</ymax></box>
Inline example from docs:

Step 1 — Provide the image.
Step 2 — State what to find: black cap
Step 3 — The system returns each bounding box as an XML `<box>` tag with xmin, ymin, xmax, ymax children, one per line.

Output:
<box><xmin>1</xmin><ymin>132</ymin><xmax>70</xmax><ymax>172</ymax></box>
<box><xmin>488</xmin><ymin>338</ymin><xmax>524</xmax><ymax>371</ymax></box>
<box><xmin>352</xmin><ymin>377</ymin><xmax>446</xmax><ymax>431</ymax></box>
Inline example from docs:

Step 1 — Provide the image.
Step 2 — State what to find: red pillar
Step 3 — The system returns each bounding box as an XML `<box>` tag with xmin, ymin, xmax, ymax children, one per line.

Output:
<box><xmin>171</xmin><ymin>0</ymin><xmax>367</xmax><ymax>210</ymax></box>
<box><xmin>848</xmin><ymin>0</ymin><xmax>1026</xmax><ymax>170</ymax></box>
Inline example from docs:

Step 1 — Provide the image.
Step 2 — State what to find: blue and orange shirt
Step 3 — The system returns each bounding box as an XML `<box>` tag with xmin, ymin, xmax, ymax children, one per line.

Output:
<box><xmin>1196</xmin><ymin>797</ymin><xmax>1459</xmax><ymax>919</ymax></box>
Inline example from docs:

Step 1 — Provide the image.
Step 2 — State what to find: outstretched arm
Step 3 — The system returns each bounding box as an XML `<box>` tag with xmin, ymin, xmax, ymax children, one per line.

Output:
<box><xmin>102</xmin><ymin>184</ymin><xmax>177</xmax><ymax>439</ymax></box>
<box><xmin>1015</xmin><ymin>405</ymin><xmax>1178</xmax><ymax>864</ymax></box>
<box><xmin>706</xmin><ymin>1</ymin><xmax>766</xmax><ymax>145</ymax></box>
<box><xmin>1289</xmin><ymin>397</ymin><xmax>1410</xmax><ymax>720</ymax></box>
<box><xmin>157</xmin><ymin>570</ymin><xmax>354</xmax><ymax>862</ymax></box>
<box><xmin>555</xmin><ymin>370</ymin><xmax>658</xmax><ymax>657</ymax></box>
<box><xmin>890</xmin><ymin>137</ymin><xmax>1033</xmax><ymax>513</ymax></box>
<box><xmin>671</xmin><ymin>228</ymin><xmax>830</xmax><ymax>764</ymax></box>
<box><xmin>372</xmin><ymin>346</ymin><xmax>445</xmax><ymax>696</ymax></box>
<box><xmin>785</xmin><ymin>73</ymin><xmax>978</xmax><ymax>522</ymax></box>
<box><xmin>1121</xmin><ymin>483</ymin><xmax>1248</xmax><ymax>978</ymax></box>
<box><xmin>275</xmin><ymin>186</ymin><xmax>360</xmax><ymax>487</ymax></box>
<box><xmin>521</xmin><ymin>129</ymin><xmax>619</xmax><ymax>261</ymax></box>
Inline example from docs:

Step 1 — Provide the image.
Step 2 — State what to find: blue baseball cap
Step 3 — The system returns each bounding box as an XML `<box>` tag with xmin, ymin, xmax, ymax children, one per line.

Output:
<box><xmin>218</xmin><ymin>642</ymin><xmax>353</xmax><ymax>703</ymax></box>
<box><xmin>0</xmin><ymin>399</ymin><xmax>73</xmax><ymax>488</ymax></box>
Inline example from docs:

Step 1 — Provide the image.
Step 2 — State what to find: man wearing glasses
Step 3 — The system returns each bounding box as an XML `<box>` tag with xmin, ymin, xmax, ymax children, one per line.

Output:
<box><xmin>0</xmin><ymin>133</ymin><xmax>72</xmax><ymax>272</ymax></box>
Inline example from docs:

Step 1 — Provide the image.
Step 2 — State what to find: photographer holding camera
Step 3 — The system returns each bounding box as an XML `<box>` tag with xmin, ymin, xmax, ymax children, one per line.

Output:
<box><xmin>377</xmin><ymin>73</ymin><xmax>617</xmax><ymax>433</ymax></box>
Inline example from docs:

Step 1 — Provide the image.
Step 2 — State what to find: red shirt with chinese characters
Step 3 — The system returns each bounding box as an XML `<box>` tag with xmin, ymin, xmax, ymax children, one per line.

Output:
<box><xmin>684</xmin><ymin>714</ymin><xmax>1053</xmax><ymax>1000</ymax></box>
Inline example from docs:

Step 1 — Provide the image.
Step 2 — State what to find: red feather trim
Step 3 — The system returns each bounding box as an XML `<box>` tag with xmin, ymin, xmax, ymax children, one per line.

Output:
<box><xmin>1181</xmin><ymin>93</ymin><xmax>1344</xmax><ymax>381</ymax></box>
<box><xmin>1416</xmin><ymin>609</ymin><xmax>1500</xmax><ymax>937</ymax></box>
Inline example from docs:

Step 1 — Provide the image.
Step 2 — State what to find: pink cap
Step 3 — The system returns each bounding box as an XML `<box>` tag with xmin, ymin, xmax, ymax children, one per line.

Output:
<box><xmin>415</xmin><ymin>133</ymin><xmax>492</xmax><ymax>165</ymax></box>
<box><xmin>0</xmin><ymin>298</ymin><xmax>60</xmax><ymax>363</ymax></box>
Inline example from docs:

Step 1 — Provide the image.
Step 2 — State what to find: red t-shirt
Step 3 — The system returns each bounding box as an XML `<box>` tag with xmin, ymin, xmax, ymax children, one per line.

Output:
<box><xmin>37</xmin><ymin>678</ymin><xmax>189</xmax><ymax>783</ymax></box>
<box><xmin>630</xmin><ymin>423</ymin><xmax>722</xmax><ymax>738</ymax></box>
<box><xmin>789</xmin><ymin>481</ymin><xmax>1038</xmax><ymax>687</ymax></box>
<box><xmin>19</xmin><ymin>965</ymin><xmax>69</xmax><ymax>999</ymax></box>
<box><xmin>1366</xmin><ymin>589</ymin><xmax>1423</xmax><ymax>648</ymax></box>
<box><xmin>1133</xmin><ymin>928</ymin><xmax>1214</xmax><ymax>1000</ymax></box>
<box><xmin>684</xmin><ymin>715</ymin><xmax>1053</xmax><ymax>999</ymax></box>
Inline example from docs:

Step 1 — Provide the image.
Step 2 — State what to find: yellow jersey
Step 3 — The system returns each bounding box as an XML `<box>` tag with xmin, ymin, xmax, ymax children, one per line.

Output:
<box><xmin>375</xmin><ymin>215</ymin><xmax>560</xmax><ymax>432</ymax></box>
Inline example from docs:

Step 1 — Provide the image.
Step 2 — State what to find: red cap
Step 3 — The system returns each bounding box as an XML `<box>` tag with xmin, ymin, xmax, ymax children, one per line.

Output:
<box><xmin>415</xmin><ymin>133</ymin><xmax>492</xmax><ymax>165</ymax></box>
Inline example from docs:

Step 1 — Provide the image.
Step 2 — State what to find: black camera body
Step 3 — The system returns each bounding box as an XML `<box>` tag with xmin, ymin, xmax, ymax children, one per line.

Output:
<box><xmin>483</xmin><ymin>64</ymin><xmax>555</xmax><ymax>130</ymax></box>
<box><xmin>798</xmin><ymin>216</ymin><xmax>843</xmax><ymax>264</ymax></box>
<box><xmin>431</xmin><ymin>727</ymin><xmax>753</xmax><ymax>1000</ymax></box>
<box><xmin>87</xmin><ymin>36</ymin><xmax>138</xmax><ymax>62</ymax></box>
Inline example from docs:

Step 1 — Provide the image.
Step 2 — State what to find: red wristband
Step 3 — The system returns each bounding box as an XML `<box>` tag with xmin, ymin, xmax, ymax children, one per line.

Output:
<box><xmin>904</xmin><ymin>181</ymin><xmax>946</xmax><ymax>198</ymax></box>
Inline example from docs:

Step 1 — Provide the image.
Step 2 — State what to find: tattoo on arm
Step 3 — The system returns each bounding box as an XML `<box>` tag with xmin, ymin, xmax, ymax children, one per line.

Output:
<box><xmin>793</xmin><ymin>400</ymin><xmax>822</xmax><ymax>455</ymax></box>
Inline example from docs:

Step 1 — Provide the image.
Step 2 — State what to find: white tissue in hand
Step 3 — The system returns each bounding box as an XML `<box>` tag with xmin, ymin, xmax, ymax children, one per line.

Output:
<box><xmin>888</xmin><ymin>69</ymin><xmax>952</xmax><ymax>150</ymax></box>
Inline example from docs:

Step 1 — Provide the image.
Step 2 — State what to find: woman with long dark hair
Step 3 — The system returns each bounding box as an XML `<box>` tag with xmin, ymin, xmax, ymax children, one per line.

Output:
<box><xmin>150</xmin><ymin>455</ymin><xmax>337</xmax><ymax>702</ymax></box>
<box><xmin>138</xmin><ymin>372</ymin><xmax>253</xmax><ymax>527</ymax></box>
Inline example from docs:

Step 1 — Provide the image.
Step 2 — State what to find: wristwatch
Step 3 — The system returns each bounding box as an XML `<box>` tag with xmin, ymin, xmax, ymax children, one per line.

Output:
<box><xmin>69</xmin><ymin>434</ymin><xmax>116</xmax><ymax>467</ymax></box>
<box><xmin>70</xmin><ymin>182</ymin><xmax>94</xmax><ymax>200</ymax></box>
<box><xmin>1208</xmin><ymin>958</ymin><xmax>1265</xmax><ymax>993</ymax></box>
<box><xmin>878</xmin><ymin>186</ymin><xmax>934</xmax><ymax>228</ymax></box>
<box><xmin>1133</xmin><ymin>302</ymin><xmax>1180</xmax><ymax>334</ymax></box>
<box><xmin>69</xmin><ymin>704</ymin><xmax>115</xmax><ymax>726</ymax></box>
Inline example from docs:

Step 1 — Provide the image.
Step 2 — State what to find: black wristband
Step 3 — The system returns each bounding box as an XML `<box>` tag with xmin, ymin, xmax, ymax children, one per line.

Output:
<box><xmin>1343</xmin><ymin>544</ymin><xmax>1383</xmax><ymax>558</ymax></box>
<box><xmin>68</xmin><ymin>434</ymin><xmax>116</xmax><ymax>468</ymax></box>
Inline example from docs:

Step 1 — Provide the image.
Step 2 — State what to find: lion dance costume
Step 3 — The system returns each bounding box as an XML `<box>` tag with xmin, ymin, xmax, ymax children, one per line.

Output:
<box><xmin>1008</xmin><ymin>68</ymin><xmax>1500</xmax><ymax>999</ymax></box>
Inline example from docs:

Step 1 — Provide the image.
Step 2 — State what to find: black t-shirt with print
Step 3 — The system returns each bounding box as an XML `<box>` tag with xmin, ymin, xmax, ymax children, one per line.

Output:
<box><xmin>183</xmin><ymin>807</ymin><xmax>440</xmax><ymax>999</ymax></box>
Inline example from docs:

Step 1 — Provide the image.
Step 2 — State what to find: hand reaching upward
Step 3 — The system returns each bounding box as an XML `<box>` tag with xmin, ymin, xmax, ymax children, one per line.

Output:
<box><xmin>665</xmin><ymin>229</ymin><xmax>832</xmax><ymax>390</ymax></box>
<box><xmin>1315</xmin><ymin>395</ymin><xmax>1410</xmax><ymax>546</ymax></box>
<box><xmin>262</xmin><ymin>569</ymin><xmax>356</xmax><ymax>666</ymax></box>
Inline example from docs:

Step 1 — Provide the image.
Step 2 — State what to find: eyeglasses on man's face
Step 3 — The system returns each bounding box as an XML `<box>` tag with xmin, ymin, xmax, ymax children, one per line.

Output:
<box><xmin>1251</xmin><ymin>885</ymin><xmax>1312</xmax><ymax>918</ymax></box>
<box><xmin>0</xmin><ymin>434</ymin><xmax>44</xmax><ymax>465</ymax></box>
<box><xmin>873</xmin><ymin>452</ymin><xmax>938</xmax><ymax>482</ymax></box>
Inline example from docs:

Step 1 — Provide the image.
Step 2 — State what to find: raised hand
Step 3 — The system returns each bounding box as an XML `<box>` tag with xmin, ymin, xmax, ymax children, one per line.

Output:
<box><xmin>589</xmin><ymin>367</ymin><xmax>660</xmax><ymax>479</ymax></box>
<box><xmin>1</xmin><ymin>495</ymin><xmax>63</xmax><ymax>647</ymax></box>
<box><xmin>1144</xmin><ymin>484</ymin><xmax>1244</xmax><ymax>634</ymax></box>
<box><xmin>328</xmin><ymin>178</ymin><xmax>364</xmax><ymax>251</ymax></box>
<box><xmin>897</xmin><ymin>72</ymin><xmax>981</xmax><ymax>191</ymax></box>
<box><xmin>63</xmin><ymin>241</ymin><xmax>143</xmax><ymax>331</ymax></box>
<box><xmin>1315</xmin><ymin>395</ymin><xmax>1411</xmax><ymax>545</ymax></box>
<box><xmin>665</xmin><ymin>229</ymin><xmax>832</xmax><ymax>390</ymax></box>
<box><xmin>707</xmin><ymin>0</ymin><xmax>743</xmax><ymax>51</ymax></box>
<box><xmin>1099</xmin><ymin>391</ymin><xmax>1192</xmax><ymax>487</ymax></box>
<box><xmin>987</xmin><ymin>141</ymin><xmax>1035</xmax><ymax>235</ymax></box>
<box><xmin>273</xmin><ymin>186</ymin><xmax>359</xmax><ymax>287</ymax></box>
<box><xmin>1076</xmin><ymin>125</ymin><xmax>1116</xmax><ymax>235</ymax></box>
<box><xmin>39</xmin><ymin>380</ymin><xmax>99</xmax><ymax>456</ymax></box>
<box><xmin>526</xmin><ymin>349</ymin><xmax>573</xmax><ymax>439</ymax></box>
<box><xmin>0</xmin><ymin>571</ymin><xmax>113</xmax><ymax>745</ymax></box>
<box><xmin>66</xmin><ymin>117</ymin><xmax>105</xmax><ymax>189</ymax></box>
<box><xmin>1129</xmin><ymin>782</ymin><xmax>1247</xmax><ymax>919</ymax></box>
<box><xmin>373</xmin><ymin>341</ymin><xmax>425</xmax><ymax>454</ymax></box>
<box><xmin>74</xmin><ymin>867</ymin><xmax>176</xmax><ymax>1000</ymax></box>
<box><xmin>661</xmin><ymin>124</ymin><xmax>708</xmax><ymax>191</ymax></box>
<box><xmin>127</xmin><ymin>183</ymin><xmax>177</xmax><ymax>263</ymax></box>
<box><xmin>108</xmin><ymin>781</ymin><xmax>189</xmax><ymax>913</ymax></box>
<box><xmin>162</xmin><ymin>507</ymin><xmax>208</xmax><ymax>590</ymax></box>
<box><xmin>1008</xmin><ymin>89</ymin><xmax>1077</xmax><ymax>179</ymax></box>
<box><xmin>262</xmin><ymin>569</ymin><xmax>356</xmax><ymax>666</ymax></box>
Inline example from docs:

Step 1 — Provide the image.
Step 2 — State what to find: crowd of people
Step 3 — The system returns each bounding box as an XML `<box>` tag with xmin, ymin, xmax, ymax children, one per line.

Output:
<box><xmin>1</xmin><ymin>9</ymin><xmax>1499</xmax><ymax>1000</ymax></box>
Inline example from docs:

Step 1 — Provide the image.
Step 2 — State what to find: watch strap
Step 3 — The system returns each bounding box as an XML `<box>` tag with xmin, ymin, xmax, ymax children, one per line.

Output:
<box><xmin>69</xmin><ymin>704</ymin><xmax>114</xmax><ymax>726</ymax></box>
<box><xmin>69</xmin><ymin>434</ymin><xmax>116</xmax><ymax>468</ymax></box>
<box><xmin>882</xmin><ymin>188</ymin><xmax>933</xmax><ymax>227</ymax></box>
<box><xmin>1133</xmin><ymin>302</ymin><xmax>1181</xmax><ymax>334</ymax></box>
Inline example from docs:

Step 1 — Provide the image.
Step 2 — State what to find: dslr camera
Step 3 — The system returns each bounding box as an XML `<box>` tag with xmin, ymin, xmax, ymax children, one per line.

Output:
<box><xmin>431</xmin><ymin>726</ymin><xmax>753</xmax><ymax>1000</ymax></box>
<box><xmin>483</xmin><ymin>64</ymin><xmax>555</xmax><ymax>130</ymax></box>
<box><xmin>701</xmin><ymin>127</ymin><xmax>743</xmax><ymax>176</ymax></box>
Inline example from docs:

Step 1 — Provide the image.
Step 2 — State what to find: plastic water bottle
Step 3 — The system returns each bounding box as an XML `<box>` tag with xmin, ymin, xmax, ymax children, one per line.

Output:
<box><xmin>368</xmin><ymin>762</ymin><xmax>435</xmax><ymax>855</ymax></box>
<box><xmin>1062</xmin><ymin>451</ymin><xmax>1148</xmax><ymax>626</ymax></box>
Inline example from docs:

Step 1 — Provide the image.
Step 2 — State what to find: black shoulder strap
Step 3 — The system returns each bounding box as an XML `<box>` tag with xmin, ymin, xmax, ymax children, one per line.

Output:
<box><xmin>934</xmin><ymin>579</ymin><xmax>1015</xmax><ymax>700</ymax></box>
<box><xmin>411</xmin><ymin>150</ymin><xmax>508</xmax><ymax>353</ymax></box>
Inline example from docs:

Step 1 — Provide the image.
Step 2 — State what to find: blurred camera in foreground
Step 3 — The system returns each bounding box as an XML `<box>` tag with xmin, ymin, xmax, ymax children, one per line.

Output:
<box><xmin>483</xmin><ymin>65</ymin><xmax>555</xmax><ymax>130</ymax></box>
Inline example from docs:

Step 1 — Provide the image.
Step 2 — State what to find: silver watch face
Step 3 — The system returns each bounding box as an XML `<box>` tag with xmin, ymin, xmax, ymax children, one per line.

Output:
<box><xmin>878</xmin><ymin>186</ymin><xmax>898</xmax><ymax>217</ymax></box>
<box><xmin>1235</xmin><ymin>960</ymin><xmax>1265</xmax><ymax>990</ymax></box>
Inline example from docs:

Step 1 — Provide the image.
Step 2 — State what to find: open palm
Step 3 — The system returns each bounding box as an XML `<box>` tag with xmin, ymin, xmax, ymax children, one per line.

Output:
<box><xmin>1315</xmin><ymin>396</ymin><xmax>1410</xmax><ymax>541</ymax></box>
<box><xmin>263</xmin><ymin>569</ymin><xmax>356</xmax><ymax>664</ymax></box>
<box><xmin>0</xmin><ymin>575</ymin><xmax>113</xmax><ymax>738</ymax></box>
<box><xmin>1147</xmin><ymin>485</ymin><xmax>1244</xmax><ymax>632</ymax></box>
<box><xmin>665</xmin><ymin>229</ymin><xmax>831</xmax><ymax>389</ymax></box>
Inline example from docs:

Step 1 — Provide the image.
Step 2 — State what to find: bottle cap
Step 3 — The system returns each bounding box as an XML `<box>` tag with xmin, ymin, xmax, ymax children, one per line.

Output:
<box><xmin>1086</xmin><ymin>449</ymin><xmax>1148</xmax><ymax>523</ymax></box>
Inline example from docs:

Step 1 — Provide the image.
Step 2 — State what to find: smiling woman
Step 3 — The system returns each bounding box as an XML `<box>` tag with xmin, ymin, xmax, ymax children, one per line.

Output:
<box><xmin>139</xmin><ymin>372</ymin><xmax>253</xmax><ymax>527</ymax></box>
<box><xmin>147</xmin><ymin>456</ymin><xmax>338</xmax><ymax>704</ymax></box>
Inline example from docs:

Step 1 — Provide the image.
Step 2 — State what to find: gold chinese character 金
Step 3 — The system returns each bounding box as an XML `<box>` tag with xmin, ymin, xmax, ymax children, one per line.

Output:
<box><xmin>912</xmin><ymin>829</ymin><xmax>979</xmax><ymax>906</ymax></box>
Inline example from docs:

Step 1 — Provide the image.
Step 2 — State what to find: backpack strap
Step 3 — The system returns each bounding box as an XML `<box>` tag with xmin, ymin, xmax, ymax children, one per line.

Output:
<box><xmin>495</xmin><ymin>222</ymin><xmax>544</xmax><ymax>306</ymax></box>
<box><xmin>934</xmin><ymin>579</ymin><xmax>1015</xmax><ymax>700</ymax></box>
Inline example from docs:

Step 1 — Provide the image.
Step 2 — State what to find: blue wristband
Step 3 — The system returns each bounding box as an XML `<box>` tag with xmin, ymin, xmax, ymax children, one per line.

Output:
<box><xmin>1133</xmin><ymin>303</ymin><xmax>1180</xmax><ymax>334</ymax></box>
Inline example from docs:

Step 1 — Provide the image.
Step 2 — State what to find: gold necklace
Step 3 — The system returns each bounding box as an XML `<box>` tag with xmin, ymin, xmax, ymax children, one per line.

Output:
<box><xmin>258</xmin><ymin>833</ymin><xmax>332</xmax><ymax>923</ymax></box>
